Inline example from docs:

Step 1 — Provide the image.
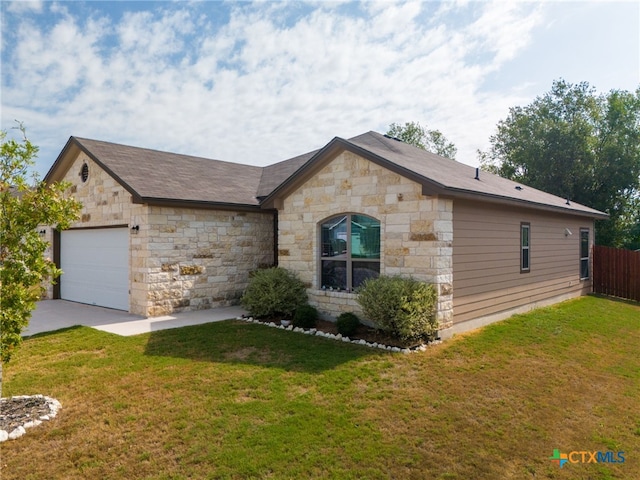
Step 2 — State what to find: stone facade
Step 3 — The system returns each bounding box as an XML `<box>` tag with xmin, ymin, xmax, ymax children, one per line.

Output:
<box><xmin>42</xmin><ymin>152</ymin><xmax>142</xmax><ymax>299</ymax></box>
<box><xmin>44</xmin><ymin>151</ymin><xmax>274</xmax><ymax>317</ymax></box>
<box><xmin>277</xmin><ymin>151</ymin><xmax>454</xmax><ymax>329</ymax></box>
<box><xmin>41</xmin><ymin>132</ymin><xmax>602</xmax><ymax>334</ymax></box>
<box><xmin>138</xmin><ymin>206</ymin><xmax>274</xmax><ymax>316</ymax></box>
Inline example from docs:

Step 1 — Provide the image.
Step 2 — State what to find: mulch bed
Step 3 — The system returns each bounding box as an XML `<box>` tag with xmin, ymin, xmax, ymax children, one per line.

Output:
<box><xmin>0</xmin><ymin>395</ymin><xmax>61</xmax><ymax>441</ymax></box>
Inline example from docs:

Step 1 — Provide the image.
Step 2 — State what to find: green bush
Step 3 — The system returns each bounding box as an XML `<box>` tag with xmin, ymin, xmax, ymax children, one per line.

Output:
<box><xmin>356</xmin><ymin>275</ymin><xmax>438</xmax><ymax>341</ymax></box>
<box><xmin>336</xmin><ymin>312</ymin><xmax>360</xmax><ymax>337</ymax></box>
<box><xmin>241</xmin><ymin>267</ymin><xmax>307</xmax><ymax>318</ymax></box>
<box><xmin>292</xmin><ymin>304</ymin><xmax>319</xmax><ymax>329</ymax></box>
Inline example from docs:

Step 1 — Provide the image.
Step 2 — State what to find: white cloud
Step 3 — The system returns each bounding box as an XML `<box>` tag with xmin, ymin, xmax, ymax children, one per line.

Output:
<box><xmin>2</xmin><ymin>0</ymin><xmax>606</xmax><ymax>177</ymax></box>
<box><xmin>6</xmin><ymin>0</ymin><xmax>43</xmax><ymax>14</ymax></box>
<box><xmin>466</xmin><ymin>1</ymin><xmax>544</xmax><ymax>66</ymax></box>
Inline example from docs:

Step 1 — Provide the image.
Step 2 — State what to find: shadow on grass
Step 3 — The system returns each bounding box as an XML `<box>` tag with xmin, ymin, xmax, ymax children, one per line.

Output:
<box><xmin>144</xmin><ymin>320</ymin><xmax>385</xmax><ymax>373</ymax></box>
<box><xmin>22</xmin><ymin>325</ymin><xmax>86</xmax><ymax>339</ymax></box>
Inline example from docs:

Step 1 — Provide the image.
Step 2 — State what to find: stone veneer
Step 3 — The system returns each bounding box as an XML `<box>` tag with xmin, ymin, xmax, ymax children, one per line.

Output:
<box><xmin>42</xmin><ymin>152</ymin><xmax>143</xmax><ymax>300</ymax></box>
<box><xmin>44</xmin><ymin>151</ymin><xmax>274</xmax><ymax>317</ymax></box>
<box><xmin>277</xmin><ymin>151</ymin><xmax>454</xmax><ymax>330</ymax></box>
<box><xmin>138</xmin><ymin>206</ymin><xmax>273</xmax><ymax>316</ymax></box>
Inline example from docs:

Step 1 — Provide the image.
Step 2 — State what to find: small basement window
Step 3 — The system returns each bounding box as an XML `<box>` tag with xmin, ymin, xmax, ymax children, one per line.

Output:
<box><xmin>521</xmin><ymin>222</ymin><xmax>530</xmax><ymax>273</ymax></box>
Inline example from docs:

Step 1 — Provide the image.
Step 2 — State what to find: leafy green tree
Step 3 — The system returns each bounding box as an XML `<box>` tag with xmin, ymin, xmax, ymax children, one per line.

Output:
<box><xmin>480</xmin><ymin>80</ymin><xmax>640</xmax><ymax>247</ymax></box>
<box><xmin>387</xmin><ymin>121</ymin><xmax>457</xmax><ymax>160</ymax></box>
<box><xmin>1</xmin><ymin>125</ymin><xmax>81</xmax><ymax>392</ymax></box>
<box><xmin>621</xmin><ymin>195</ymin><xmax>640</xmax><ymax>250</ymax></box>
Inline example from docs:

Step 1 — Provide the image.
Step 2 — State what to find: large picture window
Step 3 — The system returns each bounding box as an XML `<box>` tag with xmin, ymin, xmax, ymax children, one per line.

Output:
<box><xmin>320</xmin><ymin>214</ymin><xmax>380</xmax><ymax>291</ymax></box>
<box><xmin>580</xmin><ymin>228</ymin><xmax>590</xmax><ymax>279</ymax></box>
<box><xmin>521</xmin><ymin>222</ymin><xmax>530</xmax><ymax>273</ymax></box>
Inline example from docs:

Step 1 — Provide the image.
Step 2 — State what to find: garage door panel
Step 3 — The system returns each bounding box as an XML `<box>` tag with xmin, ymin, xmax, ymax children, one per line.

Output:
<box><xmin>60</xmin><ymin>228</ymin><xmax>129</xmax><ymax>310</ymax></box>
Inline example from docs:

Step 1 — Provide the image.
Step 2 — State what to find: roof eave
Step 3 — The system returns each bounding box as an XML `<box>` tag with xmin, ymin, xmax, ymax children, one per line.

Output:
<box><xmin>442</xmin><ymin>187</ymin><xmax>609</xmax><ymax>219</ymax></box>
<box><xmin>44</xmin><ymin>136</ymin><xmax>78</xmax><ymax>184</ymax></box>
<box><xmin>136</xmin><ymin>196</ymin><xmax>270</xmax><ymax>213</ymax></box>
<box><xmin>44</xmin><ymin>136</ymin><xmax>142</xmax><ymax>201</ymax></box>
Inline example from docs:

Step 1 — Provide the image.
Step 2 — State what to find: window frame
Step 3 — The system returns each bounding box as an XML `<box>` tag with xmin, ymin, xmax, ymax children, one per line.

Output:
<box><xmin>319</xmin><ymin>213</ymin><xmax>381</xmax><ymax>292</ymax></box>
<box><xmin>520</xmin><ymin>222</ymin><xmax>531</xmax><ymax>273</ymax></box>
<box><xmin>579</xmin><ymin>228</ymin><xmax>590</xmax><ymax>280</ymax></box>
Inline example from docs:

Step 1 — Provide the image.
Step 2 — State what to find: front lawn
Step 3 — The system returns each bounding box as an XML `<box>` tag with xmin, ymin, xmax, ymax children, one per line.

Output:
<box><xmin>2</xmin><ymin>296</ymin><xmax>639</xmax><ymax>479</ymax></box>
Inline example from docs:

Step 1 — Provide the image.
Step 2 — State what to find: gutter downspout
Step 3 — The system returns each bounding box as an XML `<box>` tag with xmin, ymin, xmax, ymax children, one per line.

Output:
<box><xmin>273</xmin><ymin>210</ymin><xmax>279</xmax><ymax>267</ymax></box>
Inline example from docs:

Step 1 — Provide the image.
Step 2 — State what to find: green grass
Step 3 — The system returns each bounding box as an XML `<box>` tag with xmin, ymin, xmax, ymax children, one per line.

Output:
<box><xmin>2</xmin><ymin>295</ymin><xmax>639</xmax><ymax>479</ymax></box>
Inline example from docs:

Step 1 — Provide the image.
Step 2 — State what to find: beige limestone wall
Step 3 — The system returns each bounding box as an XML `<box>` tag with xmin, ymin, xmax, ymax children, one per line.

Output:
<box><xmin>45</xmin><ymin>151</ymin><xmax>275</xmax><ymax>317</ymax></box>
<box><xmin>139</xmin><ymin>207</ymin><xmax>274</xmax><ymax>316</ymax></box>
<box><xmin>62</xmin><ymin>153</ymin><xmax>142</xmax><ymax>229</ymax></box>
<box><xmin>277</xmin><ymin>151</ymin><xmax>453</xmax><ymax>329</ymax></box>
<box><xmin>42</xmin><ymin>152</ymin><xmax>142</xmax><ymax>300</ymax></box>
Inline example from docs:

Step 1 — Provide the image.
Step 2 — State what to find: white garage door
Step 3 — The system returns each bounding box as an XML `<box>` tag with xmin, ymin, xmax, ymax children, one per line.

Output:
<box><xmin>60</xmin><ymin>228</ymin><xmax>129</xmax><ymax>310</ymax></box>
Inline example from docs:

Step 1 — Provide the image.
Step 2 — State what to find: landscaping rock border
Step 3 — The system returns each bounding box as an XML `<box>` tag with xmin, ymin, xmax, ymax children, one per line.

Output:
<box><xmin>237</xmin><ymin>316</ymin><xmax>440</xmax><ymax>353</ymax></box>
<box><xmin>0</xmin><ymin>395</ymin><xmax>61</xmax><ymax>442</ymax></box>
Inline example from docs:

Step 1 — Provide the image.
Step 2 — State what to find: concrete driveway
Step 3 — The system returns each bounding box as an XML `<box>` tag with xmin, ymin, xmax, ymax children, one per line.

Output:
<box><xmin>23</xmin><ymin>300</ymin><xmax>246</xmax><ymax>337</ymax></box>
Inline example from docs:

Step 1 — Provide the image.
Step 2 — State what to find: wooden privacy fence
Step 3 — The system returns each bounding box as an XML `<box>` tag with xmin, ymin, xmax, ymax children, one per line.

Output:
<box><xmin>593</xmin><ymin>245</ymin><xmax>640</xmax><ymax>302</ymax></box>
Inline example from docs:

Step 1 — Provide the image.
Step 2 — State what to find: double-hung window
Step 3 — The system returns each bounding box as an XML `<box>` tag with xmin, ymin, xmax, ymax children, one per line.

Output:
<box><xmin>320</xmin><ymin>214</ymin><xmax>380</xmax><ymax>292</ymax></box>
<box><xmin>521</xmin><ymin>222</ymin><xmax>530</xmax><ymax>273</ymax></box>
<box><xmin>580</xmin><ymin>228</ymin><xmax>590</xmax><ymax>279</ymax></box>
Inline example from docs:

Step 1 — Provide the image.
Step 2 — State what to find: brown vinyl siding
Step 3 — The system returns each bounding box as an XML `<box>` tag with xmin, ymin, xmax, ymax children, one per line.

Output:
<box><xmin>452</xmin><ymin>200</ymin><xmax>593</xmax><ymax>324</ymax></box>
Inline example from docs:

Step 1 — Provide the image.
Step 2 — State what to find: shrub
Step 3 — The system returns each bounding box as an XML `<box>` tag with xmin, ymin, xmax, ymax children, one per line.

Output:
<box><xmin>336</xmin><ymin>312</ymin><xmax>360</xmax><ymax>337</ymax></box>
<box><xmin>241</xmin><ymin>267</ymin><xmax>307</xmax><ymax>318</ymax></box>
<box><xmin>356</xmin><ymin>275</ymin><xmax>438</xmax><ymax>342</ymax></box>
<box><xmin>292</xmin><ymin>304</ymin><xmax>319</xmax><ymax>328</ymax></box>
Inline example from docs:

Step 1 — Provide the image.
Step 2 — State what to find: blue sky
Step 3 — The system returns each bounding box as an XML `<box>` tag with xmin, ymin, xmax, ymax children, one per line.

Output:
<box><xmin>1</xmin><ymin>0</ymin><xmax>638</xmax><ymax>178</ymax></box>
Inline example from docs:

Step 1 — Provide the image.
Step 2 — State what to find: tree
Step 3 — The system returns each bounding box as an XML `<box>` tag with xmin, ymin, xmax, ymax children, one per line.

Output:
<box><xmin>1</xmin><ymin>124</ymin><xmax>81</xmax><ymax>394</ymax></box>
<box><xmin>480</xmin><ymin>80</ymin><xmax>640</xmax><ymax>248</ymax></box>
<box><xmin>387</xmin><ymin>121</ymin><xmax>457</xmax><ymax>160</ymax></box>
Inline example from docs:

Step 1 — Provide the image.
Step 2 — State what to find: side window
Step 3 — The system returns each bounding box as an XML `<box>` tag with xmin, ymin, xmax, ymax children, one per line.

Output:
<box><xmin>320</xmin><ymin>214</ymin><xmax>380</xmax><ymax>292</ymax></box>
<box><xmin>580</xmin><ymin>228</ymin><xmax>590</xmax><ymax>279</ymax></box>
<box><xmin>521</xmin><ymin>222</ymin><xmax>530</xmax><ymax>273</ymax></box>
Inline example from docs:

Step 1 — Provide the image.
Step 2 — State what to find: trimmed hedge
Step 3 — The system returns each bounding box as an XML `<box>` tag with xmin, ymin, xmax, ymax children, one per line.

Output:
<box><xmin>293</xmin><ymin>305</ymin><xmax>319</xmax><ymax>329</ymax></box>
<box><xmin>336</xmin><ymin>312</ymin><xmax>360</xmax><ymax>337</ymax></box>
<box><xmin>240</xmin><ymin>267</ymin><xmax>307</xmax><ymax>318</ymax></box>
<box><xmin>356</xmin><ymin>275</ymin><xmax>438</xmax><ymax>341</ymax></box>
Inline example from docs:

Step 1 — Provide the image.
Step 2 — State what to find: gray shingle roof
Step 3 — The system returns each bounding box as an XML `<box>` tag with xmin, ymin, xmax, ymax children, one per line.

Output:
<box><xmin>46</xmin><ymin>132</ymin><xmax>607</xmax><ymax>218</ymax></box>
<box><xmin>73</xmin><ymin>138</ymin><xmax>264</xmax><ymax>206</ymax></box>
<box><xmin>345</xmin><ymin>131</ymin><xmax>607</xmax><ymax>218</ymax></box>
<box><xmin>256</xmin><ymin>149</ymin><xmax>317</xmax><ymax>199</ymax></box>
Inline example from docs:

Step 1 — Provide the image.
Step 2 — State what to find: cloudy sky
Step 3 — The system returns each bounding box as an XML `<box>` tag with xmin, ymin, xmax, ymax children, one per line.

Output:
<box><xmin>1</xmin><ymin>0</ymin><xmax>638</xmax><ymax>177</ymax></box>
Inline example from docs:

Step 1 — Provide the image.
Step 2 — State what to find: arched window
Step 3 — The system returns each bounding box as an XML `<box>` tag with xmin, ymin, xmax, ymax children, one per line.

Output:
<box><xmin>320</xmin><ymin>214</ymin><xmax>380</xmax><ymax>292</ymax></box>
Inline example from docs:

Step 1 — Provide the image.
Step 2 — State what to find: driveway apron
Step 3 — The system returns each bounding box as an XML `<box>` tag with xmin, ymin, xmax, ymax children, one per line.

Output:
<box><xmin>24</xmin><ymin>300</ymin><xmax>246</xmax><ymax>337</ymax></box>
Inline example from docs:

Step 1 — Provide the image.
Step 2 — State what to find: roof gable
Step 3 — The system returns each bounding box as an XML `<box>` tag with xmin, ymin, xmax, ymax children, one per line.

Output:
<box><xmin>46</xmin><ymin>137</ymin><xmax>264</xmax><ymax>209</ymax></box>
<box><xmin>262</xmin><ymin>131</ymin><xmax>608</xmax><ymax>219</ymax></box>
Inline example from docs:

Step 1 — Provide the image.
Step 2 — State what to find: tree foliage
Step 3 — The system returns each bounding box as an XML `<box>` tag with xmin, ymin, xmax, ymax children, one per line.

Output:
<box><xmin>387</xmin><ymin>121</ymin><xmax>457</xmax><ymax>160</ymax></box>
<box><xmin>1</xmin><ymin>125</ymin><xmax>81</xmax><ymax>365</ymax></box>
<box><xmin>480</xmin><ymin>80</ymin><xmax>640</xmax><ymax>248</ymax></box>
